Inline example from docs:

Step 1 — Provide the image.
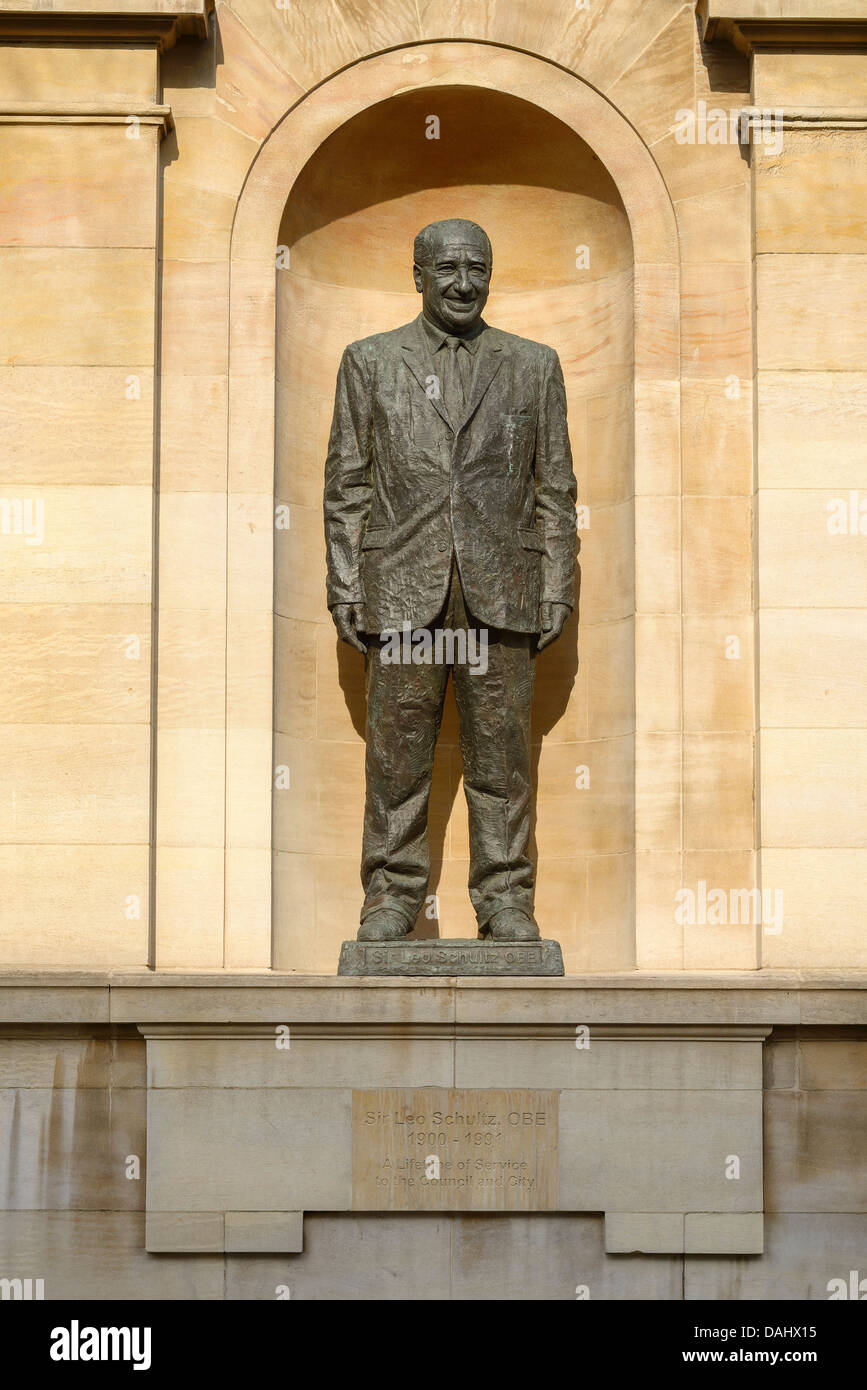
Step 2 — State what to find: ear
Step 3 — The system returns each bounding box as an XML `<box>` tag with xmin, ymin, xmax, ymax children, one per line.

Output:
<box><xmin>412</xmin><ymin>263</ymin><xmax>423</xmax><ymax>294</ymax></box>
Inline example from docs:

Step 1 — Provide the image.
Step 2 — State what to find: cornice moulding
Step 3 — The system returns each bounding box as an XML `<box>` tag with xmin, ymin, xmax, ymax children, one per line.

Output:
<box><xmin>743</xmin><ymin>103</ymin><xmax>867</xmax><ymax>129</ymax></box>
<box><xmin>0</xmin><ymin>0</ymin><xmax>211</xmax><ymax>48</ymax></box>
<box><xmin>700</xmin><ymin>1</ymin><xmax>867</xmax><ymax>51</ymax></box>
<box><xmin>0</xmin><ymin>100</ymin><xmax>173</xmax><ymax>132</ymax></box>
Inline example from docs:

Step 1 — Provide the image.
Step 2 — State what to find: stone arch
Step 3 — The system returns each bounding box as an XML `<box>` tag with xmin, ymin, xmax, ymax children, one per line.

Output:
<box><xmin>225</xmin><ymin>42</ymin><xmax>680</xmax><ymax>968</ymax></box>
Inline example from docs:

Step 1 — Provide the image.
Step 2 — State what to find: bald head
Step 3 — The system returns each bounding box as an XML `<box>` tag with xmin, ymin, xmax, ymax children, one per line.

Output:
<box><xmin>413</xmin><ymin>219</ymin><xmax>492</xmax><ymax>271</ymax></box>
<box><xmin>412</xmin><ymin>219</ymin><xmax>492</xmax><ymax>337</ymax></box>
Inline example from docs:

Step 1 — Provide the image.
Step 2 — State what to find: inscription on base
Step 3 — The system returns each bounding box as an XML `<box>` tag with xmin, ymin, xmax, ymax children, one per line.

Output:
<box><xmin>352</xmin><ymin>1088</ymin><xmax>559</xmax><ymax>1211</ymax></box>
<box><xmin>338</xmin><ymin>939</ymin><xmax>564</xmax><ymax>976</ymax></box>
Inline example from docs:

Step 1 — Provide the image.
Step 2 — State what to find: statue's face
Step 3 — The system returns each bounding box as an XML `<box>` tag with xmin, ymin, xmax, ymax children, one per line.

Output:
<box><xmin>413</xmin><ymin>229</ymin><xmax>491</xmax><ymax>335</ymax></box>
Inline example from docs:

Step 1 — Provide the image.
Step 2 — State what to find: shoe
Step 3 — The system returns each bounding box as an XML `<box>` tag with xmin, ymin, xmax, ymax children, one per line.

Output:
<box><xmin>357</xmin><ymin>909</ymin><xmax>409</xmax><ymax>942</ymax></box>
<box><xmin>487</xmin><ymin>909</ymin><xmax>541</xmax><ymax>942</ymax></box>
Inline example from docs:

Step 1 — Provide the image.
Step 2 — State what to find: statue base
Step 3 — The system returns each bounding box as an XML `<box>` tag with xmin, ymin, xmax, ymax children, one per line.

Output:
<box><xmin>337</xmin><ymin>937</ymin><xmax>564</xmax><ymax>977</ymax></box>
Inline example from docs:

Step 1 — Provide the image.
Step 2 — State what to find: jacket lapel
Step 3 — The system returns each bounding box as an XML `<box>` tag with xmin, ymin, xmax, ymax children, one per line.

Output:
<box><xmin>400</xmin><ymin>318</ymin><xmax>452</xmax><ymax>433</ymax></box>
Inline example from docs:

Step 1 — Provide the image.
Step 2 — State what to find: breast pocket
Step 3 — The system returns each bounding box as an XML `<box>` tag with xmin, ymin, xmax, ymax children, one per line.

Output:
<box><xmin>410</xmin><ymin>392</ymin><xmax>443</xmax><ymax>441</ymax></box>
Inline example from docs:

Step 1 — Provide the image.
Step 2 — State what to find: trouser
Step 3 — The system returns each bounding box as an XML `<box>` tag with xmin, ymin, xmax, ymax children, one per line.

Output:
<box><xmin>360</xmin><ymin>560</ymin><xmax>537</xmax><ymax>932</ymax></box>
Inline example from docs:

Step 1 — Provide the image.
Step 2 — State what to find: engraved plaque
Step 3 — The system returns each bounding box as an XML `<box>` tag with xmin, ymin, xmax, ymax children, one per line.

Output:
<box><xmin>338</xmin><ymin>939</ymin><xmax>564</xmax><ymax>976</ymax></box>
<box><xmin>352</xmin><ymin>1088</ymin><xmax>558</xmax><ymax>1211</ymax></box>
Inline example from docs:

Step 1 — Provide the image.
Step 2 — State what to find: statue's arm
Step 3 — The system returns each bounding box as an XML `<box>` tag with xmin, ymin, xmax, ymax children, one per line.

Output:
<box><xmin>535</xmin><ymin>348</ymin><xmax>579</xmax><ymax>648</ymax></box>
<box><xmin>324</xmin><ymin>344</ymin><xmax>373</xmax><ymax>652</ymax></box>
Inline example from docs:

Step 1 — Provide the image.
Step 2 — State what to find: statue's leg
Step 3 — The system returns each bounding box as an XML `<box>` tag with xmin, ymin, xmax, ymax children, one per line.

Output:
<box><xmin>451</xmin><ymin>584</ymin><xmax>537</xmax><ymax>935</ymax></box>
<box><xmin>359</xmin><ymin>631</ymin><xmax>449</xmax><ymax>936</ymax></box>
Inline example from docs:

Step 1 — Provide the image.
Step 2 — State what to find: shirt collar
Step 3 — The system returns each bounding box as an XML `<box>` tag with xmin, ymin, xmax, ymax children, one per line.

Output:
<box><xmin>419</xmin><ymin>313</ymin><xmax>486</xmax><ymax>355</ymax></box>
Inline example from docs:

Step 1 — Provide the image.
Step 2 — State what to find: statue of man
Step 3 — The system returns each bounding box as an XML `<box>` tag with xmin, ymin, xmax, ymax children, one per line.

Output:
<box><xmin>324</xmin><ymin>218</ymin><xmax>578</xmax><ymax>943</ymax></box>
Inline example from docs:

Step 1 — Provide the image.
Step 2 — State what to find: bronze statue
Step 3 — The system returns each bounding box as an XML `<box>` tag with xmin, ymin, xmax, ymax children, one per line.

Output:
<box><xmin>324</xmin><ymin>219</ymin><xmax>578</xmax><ymax>943</ymax></box>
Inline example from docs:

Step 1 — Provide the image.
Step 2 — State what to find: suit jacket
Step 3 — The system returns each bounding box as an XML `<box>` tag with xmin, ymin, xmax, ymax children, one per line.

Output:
<box><xmin>324</xmin><ymin>313</ymin><xmax>578</xmax><ymax>633</ymax></box>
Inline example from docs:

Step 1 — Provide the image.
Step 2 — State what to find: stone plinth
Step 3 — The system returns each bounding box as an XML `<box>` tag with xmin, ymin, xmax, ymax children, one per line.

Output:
<box><xmin>337</xmin><ymin>939</ymin><xmax>565</xmax><ymax>977</ymax></box>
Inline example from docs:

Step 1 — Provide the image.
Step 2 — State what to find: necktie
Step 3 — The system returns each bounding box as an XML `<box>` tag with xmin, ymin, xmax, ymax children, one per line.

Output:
<box><xmin>442</xmin><ymin>335</ymin><xmax>468</xmax><ymax>422</ymax></box>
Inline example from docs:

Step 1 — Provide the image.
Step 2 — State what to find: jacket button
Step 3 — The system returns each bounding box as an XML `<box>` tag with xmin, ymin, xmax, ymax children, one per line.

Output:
<box><xmin>437</xmin><ymin>538</ymin><xmax>449</xmax><ymax>551</ymax></box>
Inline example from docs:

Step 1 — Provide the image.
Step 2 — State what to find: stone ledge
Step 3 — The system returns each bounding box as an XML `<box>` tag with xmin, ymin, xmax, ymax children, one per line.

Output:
<box><xmin>0</xmin><ymin>102</ymin><xmax>174</xmax><ymax>135</ymax></box>
<box><xmin>686</xmin><ymin>1211</ymin><xmax>764</xmax><ymax>1255</ymax></box>
<box><xmin>0</xmin><ymin>968</ymin><xmax>863</xmax><ymax>986</ymax></box>
<box><xmin>0</xmin><ymin>970</ymin><xmax>864</xmax><ymax>1024</ymax></box>
<box><xmin>604</xmin><ymin>1211</ymin><xmax>764</xmax><ymax>1254</ymax></box>
<box><xmin>742</xmin><ymin>105</ymin><xmax>867</xmax><ymax>131</ymax></box>
<box><xmin>145</xmin><ymin>1210</ymin><xmax>304</xmax><ymax>1254</ymax></box>
<box><xmin>145</xmin><ymin>1206</ymin><xmax>766</xmax><ymax>1256</ymax></box>
<box><xmin>136</xmin><ymin>1022</ymin><xmax>773</xmax><ymax>1042</ymax></box>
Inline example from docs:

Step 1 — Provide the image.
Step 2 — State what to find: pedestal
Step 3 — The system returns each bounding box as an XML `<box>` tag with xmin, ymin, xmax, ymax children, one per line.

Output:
<box><xmin>338</xmin><ymin>938</ymin><xmax>565</xmax><ymax>976</ymax></box>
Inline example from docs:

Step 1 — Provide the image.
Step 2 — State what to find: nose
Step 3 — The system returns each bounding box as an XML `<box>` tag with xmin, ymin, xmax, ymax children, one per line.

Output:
<box><xmin>455</xmin><ymin>265</ymin><xmax>472</xmax><ymax>295</ymax></box>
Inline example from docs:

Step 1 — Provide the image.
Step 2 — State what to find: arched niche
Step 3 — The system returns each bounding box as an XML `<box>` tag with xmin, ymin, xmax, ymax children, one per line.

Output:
<box><xmin>225</xmin><ymin>44</ymin><xmax>680</xmax><ymax>973</ymax></box>
<box><xmin>273</xmin><ymin>85</ymin><xmax>633</xmax><ymax>970</ymax></box>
